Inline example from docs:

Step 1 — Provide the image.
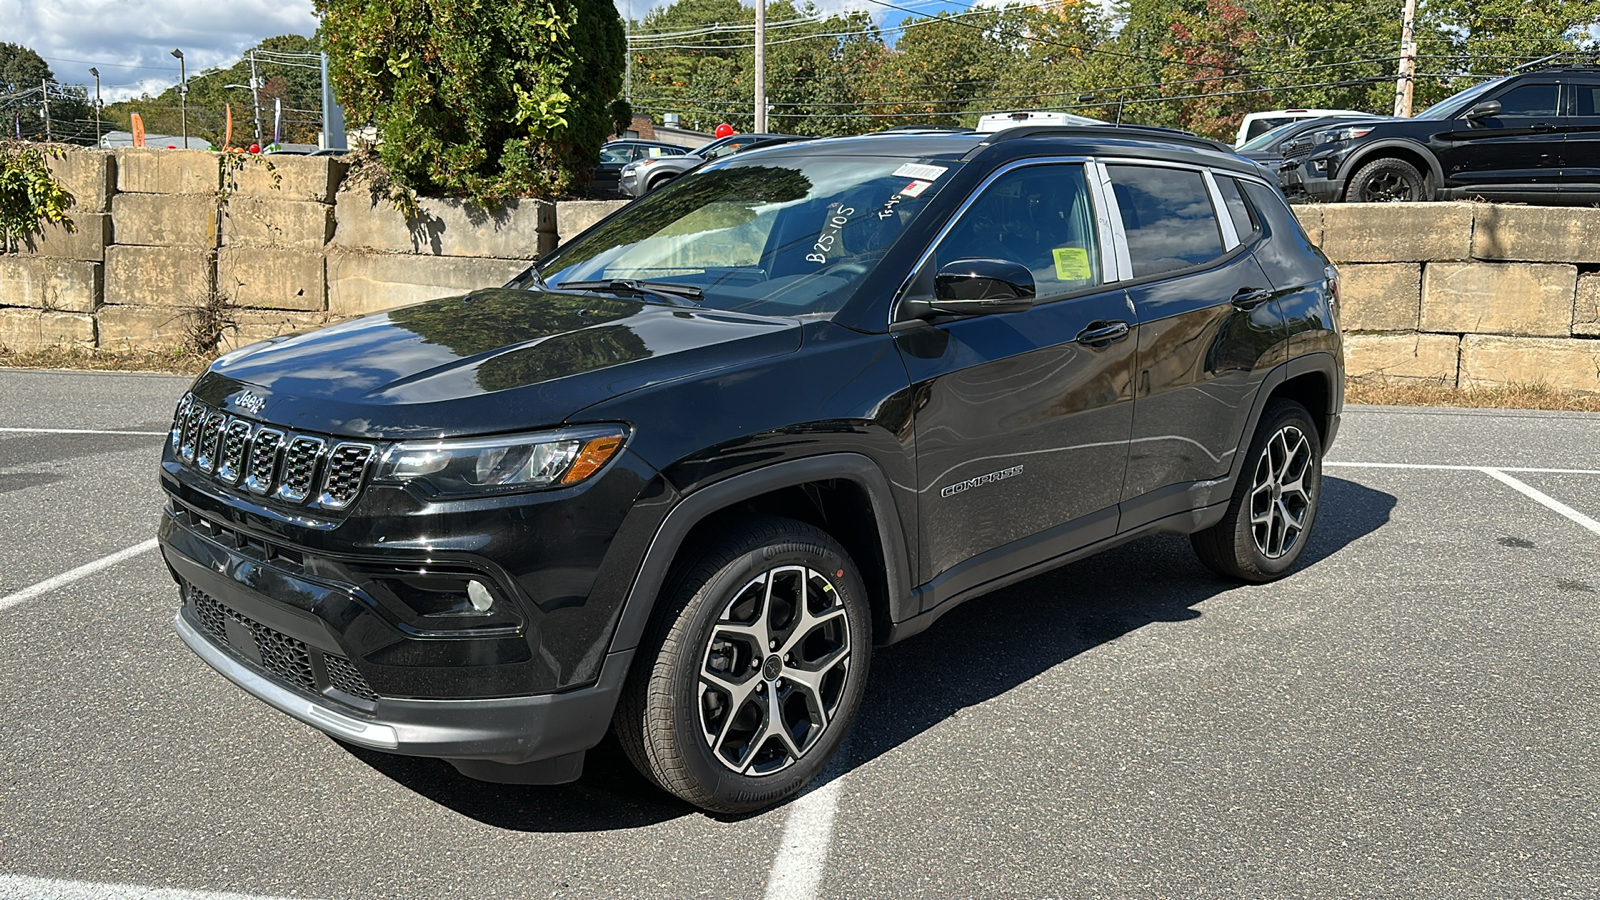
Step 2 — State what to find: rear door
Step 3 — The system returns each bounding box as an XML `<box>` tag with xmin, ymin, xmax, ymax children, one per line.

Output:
<box><xmin>1107</xmin><ymin>163</ymin><xmax>1288</xmax><ymax>531</ymax></box>
<box><xmin>1437</xmin><ymin>80</ymin><xmax>1565</xmax><ymax>200</ymax></box>
<box><xmin>895</xmin><ymin>160</ymin><xmax>1136</xmax><ymax>597</ymax></box>
<box><xmin>1560</xmin><ymin>76</ymin><xmax>1600</xmax><ymax>201</ymax></box>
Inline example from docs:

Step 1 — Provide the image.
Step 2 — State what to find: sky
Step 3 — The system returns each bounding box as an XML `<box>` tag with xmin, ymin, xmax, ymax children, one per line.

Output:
<box><xmin>2</xmin><ymin>0</ymin><xmax>950</xmax><ymax>103</ymax></box>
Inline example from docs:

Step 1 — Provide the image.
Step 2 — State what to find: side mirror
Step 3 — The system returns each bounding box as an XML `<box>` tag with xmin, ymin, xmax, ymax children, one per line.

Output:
<box><xmin>1465</xmin><ymin>100</ymin><xmax>1502</xmax><ymax>120</ymax></box>
<box><xmin>930</xmin><ymin>258</ymin><xmax>1036</xmax><ymax>316</ymax></box>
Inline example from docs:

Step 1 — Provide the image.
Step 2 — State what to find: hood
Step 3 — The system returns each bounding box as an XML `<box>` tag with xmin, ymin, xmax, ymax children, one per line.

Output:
<box><xmin>192</xmin><ymin>289</ymin><xmax>802</xmax><ymax>439</ymax></box>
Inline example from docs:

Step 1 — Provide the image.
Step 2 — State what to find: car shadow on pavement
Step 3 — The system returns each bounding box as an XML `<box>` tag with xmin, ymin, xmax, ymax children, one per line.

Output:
<box><xmin>342</xmin><ymin>476</ymin><xmax>1393</xmax><ymax>829</ymax></box>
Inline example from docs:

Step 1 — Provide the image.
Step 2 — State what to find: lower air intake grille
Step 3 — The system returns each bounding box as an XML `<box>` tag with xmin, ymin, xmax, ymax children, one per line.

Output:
<box><xmin>187</xmin><ymin>585</ymin><xmax>379</xmax><ymax>703</ymax></box>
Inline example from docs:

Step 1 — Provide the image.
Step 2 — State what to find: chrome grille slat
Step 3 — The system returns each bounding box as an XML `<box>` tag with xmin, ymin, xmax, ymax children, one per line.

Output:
<box><xmin>318</xmin><ymin>444</ymin><xmax>375</xmax><ymax>510</ymax></box>
<box><xmin>276</xmin><ymin>436</ymin><xmax>326</xmax><ymax>504</ymax></box>
<box><xmin>194</xmin><ymin>411</ymin><xmax>227</xmax><ymax>473</ymax></box>
<box><xmin>216</xmin><ymin>419</ymin><xmax>253</xmax><ymax>484</ymax></box>
<box><xmin>246</xmin><ymin>429</ymin><xmax>285</xmax><ymax>495</ymax></box>
<box><xmin>178</xmin><ymin>399</ymin><xmax>206</xmax><ymax>461</ymax></box>
<box><xmin>170</xmin><ymin>394</ymin><xmax>192</xmax><ymax>453</ymax></box>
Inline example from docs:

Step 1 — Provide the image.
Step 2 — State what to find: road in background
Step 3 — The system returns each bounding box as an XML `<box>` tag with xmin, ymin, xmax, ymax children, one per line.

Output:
<box><xmin>2</xmin><ymin>370</ymin><xmax>1595</xmax><ymax>899</ymax></box>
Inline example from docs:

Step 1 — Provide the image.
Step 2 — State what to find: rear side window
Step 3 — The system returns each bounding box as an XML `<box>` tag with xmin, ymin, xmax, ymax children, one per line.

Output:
<box><xmin>1214</xmin><ymin>176</ymin><xmax>1259</xmax><ymax>242</ymax></box>
<box><xmin>1107</xmin><ymin>165</ymin><xmax>1224</xmax><ymax>278</ymax></box>
<box><xmin>1493</xmin><ymin>83</ymin><xmax>1560</xmax><ymax>116</ymax></box>
<box><xmin>1576</xmin><ymin>85</ymin><xmax>1600</xmax><ymax>116</ymax></box>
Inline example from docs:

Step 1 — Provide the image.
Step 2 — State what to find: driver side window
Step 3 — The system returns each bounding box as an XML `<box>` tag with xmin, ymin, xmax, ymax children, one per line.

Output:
<box><xmin>935</xmin><ymin>164</ymin><xmax>1102</xmax><ymax>299</ymax></box>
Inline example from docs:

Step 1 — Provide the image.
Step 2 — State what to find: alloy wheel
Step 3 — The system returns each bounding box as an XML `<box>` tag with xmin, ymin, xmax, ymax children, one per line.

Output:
<box><xmin>1249</xmin><ymin>425</ymin><xmax>1314</xmax><ymax>559</ymax></box>
<box><xmin>698</xmin><ymin>565</ymin><xmax>851</xmax><ymax>776</ymax></box>
<box><xmin>1361</xmin><ymin>170</ymin><xmax>1414</xmax><ymax>202</ymax></box>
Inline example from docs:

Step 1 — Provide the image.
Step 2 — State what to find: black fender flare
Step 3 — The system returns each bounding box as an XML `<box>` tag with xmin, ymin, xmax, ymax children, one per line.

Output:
<box><xmin>1341</xmin><ymin>139</ymin><xmax>1444</xmax><ymax>197</ymax></box>
<box><xmin>606</xmin><ymin>452</ymin><xmax>914</xmax><ymax>655</ymax></box>
<box><xmin>1226</xmin><ymin>351</ymin><xmax>1342</xmax><ymax>491</ymax></box>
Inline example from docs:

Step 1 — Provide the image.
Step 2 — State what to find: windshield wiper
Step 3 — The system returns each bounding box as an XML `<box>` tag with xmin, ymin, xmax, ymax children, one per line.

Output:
<box><xmin>557</xmin><ymin>279</ymin><xmax>704</xmax><ymax>307</ymax></box>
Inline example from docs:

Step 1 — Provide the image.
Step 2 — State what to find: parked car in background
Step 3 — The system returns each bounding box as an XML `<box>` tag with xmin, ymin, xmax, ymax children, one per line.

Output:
<box><xmin>1236</xmin><ymin>114</ymin><xmax>1390</xmax><ymax>170</ymax></box>
<box><xmin>1235</xmin><ymin>109</ymin><xmax>1367</xmax><ymax>146</ymax></box>
<box><xmin>975</xmin><ymin>110</ymin><xmax>1107</xmax><ymax>132</ymax></box>
<box><xmin>619</xmin><ymin>133</ymin><xmax>806</xmax><ymax>197</ymax></box>
<box><xmin>589</xmin><ymin>140</ymin><xmax>689</xmax><ymax>198</ymax></box>
<box><xmin>1278</xmin><ymin>63</ymin><xmax>1600</xmax><ymax>204</ymax></box>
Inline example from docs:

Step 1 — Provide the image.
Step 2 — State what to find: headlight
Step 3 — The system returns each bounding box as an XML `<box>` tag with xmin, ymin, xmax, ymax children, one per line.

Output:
<box><xmin>375</xmin><ymin>425</ymin><xmax>627</xmax><ymax>497</ymax></box>
<box><xmin>1314</xmin><ymin>125</ymin><xmax>1375</xmax><ymax>145</ymax></box>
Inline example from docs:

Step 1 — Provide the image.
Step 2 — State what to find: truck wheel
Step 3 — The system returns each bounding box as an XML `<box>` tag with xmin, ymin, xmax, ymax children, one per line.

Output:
<box><xmin>1345</xmin><ymin>157</ymin><xmax>1429</xmax><ymax>202</ymax></box>
<box><xmin>615</xmin><ymin>516</ymin><xmax>872</xmax><ymax>813</ymax></box>
<box><xmin>1191</xmin><ymin>400</ymin><xmax>1323</xmax><ymax>583</ymax></box>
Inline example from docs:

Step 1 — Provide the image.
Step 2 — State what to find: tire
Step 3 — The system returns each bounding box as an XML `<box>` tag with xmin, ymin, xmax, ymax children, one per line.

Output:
<box><xmin>1191</xmin><ymin>400</ymin><xmax>1323</xmax><ymax>583</ymax></box>
<box><xmin>1344</xmin><ymin>157</ymin><xmax>1429</xmax><ymax>203</ymax></box>
<box><xmin>614</xmin><ymin>515</ymin><xmax>872</xmax><ymax>813</ymax></box>
<box><xmin>646</xmin><ymin>173</ymin><xmax>677</xmax><ymax>193</ymax></box>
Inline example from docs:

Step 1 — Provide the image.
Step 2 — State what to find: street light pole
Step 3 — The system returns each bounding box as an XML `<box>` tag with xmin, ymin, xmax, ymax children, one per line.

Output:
<box><xmin>89</xmin><ymin>68</ymin><xmax>102</xmax><ymax>147</ymax></box>
<box><xmin>171</xmin><ymin>48</ymin><xmax>188</xmax><ymax>149</ymax></box>
<box><xmin>754</xmin><ymin>0</ymin><xmax>766</xmax><ymax>133</ymax></box>
<box><xmin>247</xmin><ymin>51</ymin><xmax>263</xmax><ymax>148</ymax></box>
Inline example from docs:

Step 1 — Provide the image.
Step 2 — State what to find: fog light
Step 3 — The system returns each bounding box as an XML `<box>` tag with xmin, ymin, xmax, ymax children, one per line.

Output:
<box><xmin>467</xmin><ymin>580</ymin><xmax>495</xmax><ymax>612</ymax></box>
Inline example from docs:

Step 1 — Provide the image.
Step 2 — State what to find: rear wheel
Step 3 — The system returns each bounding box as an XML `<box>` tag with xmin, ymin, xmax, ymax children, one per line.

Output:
<box><xmin>1345</xmin><ymin>157</ymin><xmax>1429</xmax><ymax>203</ymax></box>
<box><xmin>1191</xmin><ymin>401</ymin><xmax>1323</xmax><ymax>582</ymax></box>
<box><xmin>615</xmin><ymin>516</ymin><xmax>871</xmax><ymax>813</ymax></box>
<box><xmin>646</xmin><ymin>173</ymin><xmax>677</xmax><ymax>193</ymax></box>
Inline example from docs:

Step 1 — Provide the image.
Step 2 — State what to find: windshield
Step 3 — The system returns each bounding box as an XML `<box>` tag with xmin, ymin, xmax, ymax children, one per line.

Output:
<box><xmin>1416</xmin><ymin>79</ymin><xmax>1501</xmax><ymax>120</ymax></box>
<box><xmin>537</xmin><ymin>153</ymin><xmax>960</xmax><ymax>318</ymax></box>
<box><xmin>1238</xmin><ymin>121</ymin><xmax>1303</xmax><ymax>151</ymax></box>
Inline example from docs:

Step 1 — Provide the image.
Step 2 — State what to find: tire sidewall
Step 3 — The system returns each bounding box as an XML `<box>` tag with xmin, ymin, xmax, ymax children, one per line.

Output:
<box><xmin>1232</xmin><ymin>403</ymin><xmax>1323</xmax><ymax>577</ymax></box>
<box><xmin>1350</xmin><ymin>158</ymin><xmax>1426</xmax><ymax>203</ymax></box>
<box><xmin>661</xmin><ymin>531</ymin><xmax>872</xmax><ymax>810</ymax></box>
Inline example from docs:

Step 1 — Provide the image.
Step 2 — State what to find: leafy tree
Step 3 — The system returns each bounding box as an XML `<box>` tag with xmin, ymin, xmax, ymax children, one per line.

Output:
<box><xmin>318</xmin><ymin>0</ymin><xmax>629</xmax><ymax>201</ymax></box>
<box><xmin>0</xmin><ymin>44</ymin><xmax>94</xmax><ymax>144</ymax></box>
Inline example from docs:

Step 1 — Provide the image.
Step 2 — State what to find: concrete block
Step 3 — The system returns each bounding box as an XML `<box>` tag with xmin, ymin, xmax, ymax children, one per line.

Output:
<box><xmin>0</xmin><ymin>257</ymin><xmax>101</xmax><ymax>312</ymax></box>
<box><xmin>114</xmin><ymin>148</ymin><xmax>220</xmax><ymax>195</ymax></box>
<box><xmin>1291</xmin><ymin>205</ymin><xmax>1323</xmax><ymax>248</ymax></box>
<box><xmin>556</xmin><ymin>200</ymin><xmax>629</xmax><ymax>245</ymax></box>
<box><xmin>111</xmin><ymin>193</ymin><xmax>219</xmax><ymax>248</ymax></box>
<box><xmin>46</xmin><ymin>150</ymin><xmax>117</xmax><ymax>213</ymax></box>
<box><xmin>222</xmin><ymin>198</ymin><xmax>334</xmax><ymax>250</ymax></box>
<box><xmin>326</xmin><ymin>251</ymin><xmax>529</xmax><ymax>315</ymax></box>
<box><xmin>1318</xmin><ymin>202</ymin><xmax>1475</xmax><ymax>263</ymax></box>
<box><xmin>1421</xmin><ymin>262</ymin><xmax>1576</xmax><ymax>337</ymax></box>
<box><xmin>1338</xmin><ymin>263</ymin><xmax>1420</xmax><ymax>331</ymax></box>
<box><xmin>95</xmin><ymin>304</ymin><xmax>188</xmax><ymax>350</ymax></box>
<box><xmin>1460</xmin><ymin>335</ymin><xmax>1600</xmax><ymax>393</ymax></box>
<box><xmin>1576</xmin><ymin>274</ymin><xmax>1600</xmax><ymax>337</ymax></box>
<box><xmin>1472</xmin><ymin>205</ymin><xmax>1600</xmax><ymax>264</ymax></box>
<box><xmin>218</xmin><ymin>248</ymin><xmax>325</xmax><ymax>311</ymax></box>
<box><xmin>104</xmin><ymin>246</ymin><xmax>215</xmax><ymax>307</ymax></box>
<box><xmin>16</xmin><ymin>214</ymin><xmax>111</xmax><ymax>261</ymax></box>
<box><xmin>333</xmin><ymin>193</ymin><xmax>554</xmax><ymax>259</ymax></box>
<box><xmin>221</xmin><ymin>309</ymin><xmax>336</xmax><ymax>351</ymax></box>
<box><xmin>226</xmin><ymin>154</ymin><xmax>347</xmax><ymax>202</ymax></box>
<box><xmin>0</xmin><ymin>308</ymin><xmax>95</xmax><ymax>351</ymax></box>
<box><xmin>1343</xmin><ymin>333</ymin><xmax>1460</xmax><ymax>382</ymax></box>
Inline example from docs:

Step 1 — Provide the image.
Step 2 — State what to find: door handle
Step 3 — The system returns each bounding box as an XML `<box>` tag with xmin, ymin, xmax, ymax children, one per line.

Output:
<box><xmin>1075</xmin><ymin>321</ymin><xmax>1131</xmax><ymax>348</ymax></box>
<box><xmin>1531</xmin><ymin>122</ymin><xmax>1556</xmax><ymax>133</ymax></box>
<box><xmin>1232</xmin><ymin>287</ymin><xmax>1273</xmax><ymax>310</ymax></box>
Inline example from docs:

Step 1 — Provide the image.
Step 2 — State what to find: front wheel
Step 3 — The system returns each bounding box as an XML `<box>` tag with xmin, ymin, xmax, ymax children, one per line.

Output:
<box><xmin>1191</xmin><ymin>400</ymin><xmax>1323</xmax><ymax>582</ymax></box>
<box><xmin>614</xmin><ymin>516</ymin><xmax>872</xmax><ymax>813</ymax></box>
<box><xmin>1345</xmin><ymin>157</ymin><xmax>1429</xmax><ymax>203</ymax></box>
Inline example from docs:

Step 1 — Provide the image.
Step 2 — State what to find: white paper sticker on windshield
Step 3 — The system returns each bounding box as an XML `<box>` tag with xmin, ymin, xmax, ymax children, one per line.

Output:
<box><xmin>900</xmin><ymin>179</ymin><xmax>933</xmax><ymax>198</ymax></box>
<box><xmin>893</xmin><ymin>163</ymin><xmax>948</xmax><ymax>181</ymax></box>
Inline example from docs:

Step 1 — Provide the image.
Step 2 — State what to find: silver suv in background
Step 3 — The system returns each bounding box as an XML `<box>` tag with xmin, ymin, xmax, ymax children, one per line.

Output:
<box><xmin>619</xmin><ymin>133</ymin><xmax>806</xmax><ymax>197</ymax></box>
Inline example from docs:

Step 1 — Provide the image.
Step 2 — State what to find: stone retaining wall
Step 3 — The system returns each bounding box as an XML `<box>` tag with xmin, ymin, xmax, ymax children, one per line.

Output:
<box><xmin>1297</xmin><ymin>202</ymin><xmax>1600</xmax><ymax>393</ymax></box>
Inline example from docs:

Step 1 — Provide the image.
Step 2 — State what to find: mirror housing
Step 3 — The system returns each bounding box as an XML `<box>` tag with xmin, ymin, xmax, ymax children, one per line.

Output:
<box><xmin>1465</xmin><ymin>100</ymin><xmax>1502</xmax><ymax>120</ymax></box>
<box><xmin>929</xmin><ymin>258</ymin><xmax>1036</xmax><ymax>316</ymax></box>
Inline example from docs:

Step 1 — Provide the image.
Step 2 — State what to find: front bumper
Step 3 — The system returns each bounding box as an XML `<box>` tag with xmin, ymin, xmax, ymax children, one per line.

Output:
<box><xmin>1278</xmin><ymin>157</ymin><xmax>1345</xmax><ymax>204</ymax></box>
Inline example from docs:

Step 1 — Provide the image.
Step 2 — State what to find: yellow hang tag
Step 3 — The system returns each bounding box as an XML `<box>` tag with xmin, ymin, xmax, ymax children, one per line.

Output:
<box><xmin>1053</xmin><ymin>246</ymin><xmax>1091</xmax><ymax>280</ymax></box>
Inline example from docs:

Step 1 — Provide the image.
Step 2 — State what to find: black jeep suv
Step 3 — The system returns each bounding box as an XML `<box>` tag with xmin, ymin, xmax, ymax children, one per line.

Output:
<box><xmin>1280</xmin><ymin>65</ymin><xmax>1600</xmax><ymax>204</ymax></box>
<box><xmin>159</xmin><ymin>127</ymin><xmax>1343</xmax><ymax>813</ymax></box>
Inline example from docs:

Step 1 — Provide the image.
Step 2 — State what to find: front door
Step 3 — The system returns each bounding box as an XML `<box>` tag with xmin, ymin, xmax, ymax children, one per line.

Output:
<box><xmin>895</xmin><ymin>162</ymin><xmax>1136</xmax><ymax>598</ymax></box>
<box><xmin>1438</xmin><ymin>81</ymin><xmax>1565</xmax><ymax>200</ymax></box>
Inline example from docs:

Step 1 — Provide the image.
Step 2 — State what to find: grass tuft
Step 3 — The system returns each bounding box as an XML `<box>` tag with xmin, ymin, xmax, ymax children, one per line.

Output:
<box><xmin>0</xmin><ymin>345</ymin><xmax>210</xmax><ymax>375</ymax></box>
<box><xmin>1345</xmin><ymin>377</ymin><xmax>1600</xmax><ymax>412</ymax></box>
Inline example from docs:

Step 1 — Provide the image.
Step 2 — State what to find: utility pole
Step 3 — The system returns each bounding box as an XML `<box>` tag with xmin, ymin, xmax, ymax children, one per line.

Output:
<box><xmin>754</xmin><ymin>0</ymin><xmax>766</xmax><ymax>132</ymax></box>
<box><xmin>172</xmin><ymin>48</ymin><xmax>189</xmax><ymax>148</ymax></box>
<box><xmin>248</xmin><ymin>51</ymin><xmax>263</xmax><ymax>148</ymax></box>
<box><xmin>40</xmin><ymin>79</ymin><xmax>51</xmax><ymax>141</ymax></box>
<box><xmin>90</xmin><ymin>68</ymin><xmax>102</xmax><ymax>147</ymax></box>
<box><xmin>1393</xmin><ymin>0</ymin><xmax>1417</xmax><ymax>117</ymax></box>
<box><xmin>624</xmin><ymin>0</ymin><xmax>633</xmax><ymax>106</ymax></box>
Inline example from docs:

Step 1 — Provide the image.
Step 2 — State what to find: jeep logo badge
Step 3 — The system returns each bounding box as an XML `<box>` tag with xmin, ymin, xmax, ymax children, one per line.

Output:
<box><xmin>234</xmin><ymin>391</ymin><xmax>267</xmax><ymax>415</ymax></box>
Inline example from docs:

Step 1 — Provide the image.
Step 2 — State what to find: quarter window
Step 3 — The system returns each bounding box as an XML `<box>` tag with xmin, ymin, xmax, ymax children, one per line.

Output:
<box><xmin>1214</xmin><ymin>176</ymin><xmax>1259</xmax><ymax>242</ymax></box>
<box><xmin>1107</xmin><ymin>165</ymin><xmax>1225</xmax><ymax>278</ymax></box>
<box><xmin>935</xmin><ymin>164</ymin><xmax>1102</xmax><ymax>297</ymax></box>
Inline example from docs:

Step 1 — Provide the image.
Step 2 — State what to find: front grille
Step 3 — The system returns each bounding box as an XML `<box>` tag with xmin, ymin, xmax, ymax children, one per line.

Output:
<box><xmin>187</xmin><ymin>584</ymin><xmax>379</xmax><ymax>703</ymax></box>
<box><xmin>168</xmin><ymin>393</ymin><xmax>375</xmax><ymax>512</ymax></box>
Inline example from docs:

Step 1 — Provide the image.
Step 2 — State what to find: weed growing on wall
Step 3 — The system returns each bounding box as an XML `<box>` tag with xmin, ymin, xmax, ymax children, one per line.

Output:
<box><xmin>0</xmin><ymin>142</ymin><xmax>75</xmax><ymax>252</ymax></box>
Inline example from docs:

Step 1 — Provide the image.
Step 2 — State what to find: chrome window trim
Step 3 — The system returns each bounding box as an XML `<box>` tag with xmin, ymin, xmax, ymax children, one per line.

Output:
<box><xmin>1089</xmin><ymin>160</ymin><xmax>1133</xmax><ymax>282</ymax></box>
<box><xmin>1202</xmin><ymin>169</ymin><xmax>1240</xmax><ymax>250</ymax></box>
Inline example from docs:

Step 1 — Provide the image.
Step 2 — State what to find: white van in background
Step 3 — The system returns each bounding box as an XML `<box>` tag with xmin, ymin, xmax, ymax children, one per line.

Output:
<box><xmin>975</xmin><ymin>110</ymin><xmax>1107</xmax><ymax>133</ymax></box>
<box><xmin>1235</xmin><ymin>109</ymin><xmax>1368</xmax><ymax>146</ymax></box>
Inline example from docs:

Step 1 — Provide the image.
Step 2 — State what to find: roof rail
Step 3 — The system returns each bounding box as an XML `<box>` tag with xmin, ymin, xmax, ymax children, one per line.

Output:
<box><xmin>1511</xmin><ymin>51</ymin><xmax>1600</xmax><ymax>72</ymax></box>
<box><xmin>873</xmin><ymin>124</ymin><xmax>978</xmax><ymax>134</ymax></box>
<box><xmin>979</xmin><ymin>124</ymin><xmax>1234</xmax><ymax>154</ymax></box>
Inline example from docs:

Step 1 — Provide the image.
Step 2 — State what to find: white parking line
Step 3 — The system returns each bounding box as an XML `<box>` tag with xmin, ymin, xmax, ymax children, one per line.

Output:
<box><xmin>0</xmin><ymin>539</ymin><xmax>159</xmax><ymax>614</ymax></box>
<box><xmin>1480</xmin><ymin>467</ymin><xmax>1600</xmax><ymax>537</ymax></box>
<box><xmin>1327</xmin><ymin>461</ymin><xmax>1600</xmax><ymax>475</ymax></box>
<box><xmin>0</xmin><ymin>874</ymin><xmax>313</xmax><ymax>900</ymax></box>
<box><xmin>0</xmin><ymin>427</ymin><xmax>166</xmax><ymax>436</ymax></box>
<box><xmin>762</xmin><ymin>742</ymin><xmax>852</xmax><ymax>900</ymax></box>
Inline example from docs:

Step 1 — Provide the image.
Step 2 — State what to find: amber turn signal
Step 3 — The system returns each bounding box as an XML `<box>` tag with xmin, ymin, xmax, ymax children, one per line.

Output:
<box><xmin>561</xmin><ymin>434</ymin><xmax>625</xmax><ymax>484</ymax></box>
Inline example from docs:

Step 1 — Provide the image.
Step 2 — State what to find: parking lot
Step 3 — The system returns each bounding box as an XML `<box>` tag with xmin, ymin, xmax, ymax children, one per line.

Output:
<box><xmin>1</xmin><ymin>368</ymin><xmax>1596</xmax><ymax>899</ymax></box>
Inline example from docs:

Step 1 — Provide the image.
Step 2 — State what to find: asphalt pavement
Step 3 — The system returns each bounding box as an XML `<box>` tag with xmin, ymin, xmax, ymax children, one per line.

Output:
<box><xmin>1</xmin><ymin>369</ymin><xmax>1596</xmax><ymax>899</ymax></box>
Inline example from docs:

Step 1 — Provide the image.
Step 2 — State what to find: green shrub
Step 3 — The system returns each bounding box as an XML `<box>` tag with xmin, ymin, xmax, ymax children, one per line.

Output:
<box><xmin>316</xmin><ymin>0</ymin><xmax>629</xmax><ymax>203</ymax></box>
<box><xmin>0</xmin><ymin>142</ymin><xmax>75</xmax><ymax>252</ymax></box>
